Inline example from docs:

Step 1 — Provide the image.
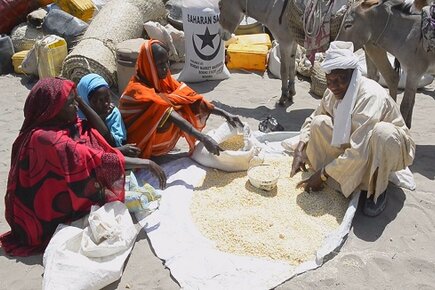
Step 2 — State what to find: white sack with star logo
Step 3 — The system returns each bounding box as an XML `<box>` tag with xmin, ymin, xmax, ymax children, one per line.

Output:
<box><xmin>179</xmin><ymin>0</ymin><xmax>230</xmax><ymax>82</ymax></box>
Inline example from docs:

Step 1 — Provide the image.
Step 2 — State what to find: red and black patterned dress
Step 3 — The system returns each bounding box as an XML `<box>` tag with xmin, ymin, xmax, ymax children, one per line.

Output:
<box><xmin>0</xmin><ymin>78</ymin><xmax>125</xmax><ymax>256</ymax></box>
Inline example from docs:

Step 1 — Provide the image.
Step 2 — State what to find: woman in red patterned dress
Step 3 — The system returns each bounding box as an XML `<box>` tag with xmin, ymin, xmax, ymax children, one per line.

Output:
<box><xmin>0</xmin><ymin>77</ymin><xmax>166</xmax><ymax>256</ymax></box>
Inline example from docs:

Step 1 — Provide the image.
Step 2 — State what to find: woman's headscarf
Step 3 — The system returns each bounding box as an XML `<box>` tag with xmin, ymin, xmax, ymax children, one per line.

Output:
<box><xmin>77</xmin><ymin>73</ymin><xmax>110</xmax><ymax>120</ymax></box>
<box><xmin>77</xmin><ymin>73</ymin><xmax>127</xmax><ymax>147</ymax></box>
<box><xmin>136</xmin><ymin>39</ymin><xmax>179</xmax><ymax>93</ymax></box>
<box><xmin>21</xmin><ymin>77</ymin><xmax>75</xmax><ymax>132</ymax></box>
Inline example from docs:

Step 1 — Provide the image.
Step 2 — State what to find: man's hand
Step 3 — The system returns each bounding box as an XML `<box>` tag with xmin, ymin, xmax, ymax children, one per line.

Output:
<box><xmin>118</xmin><ymin>144</ymin><xmax>141</xmax><ymax>157</ymax></box>
<box><xmin>290</xmin><ymin>150</ymin><xmax>307</xmax><ymax>177</ymax></box>
<box><xmin>202</xmin><ymin>135</ymin><xmax>223</xmax><ymax>156</ymax></box>
<box><xmin>296</xmin><ymin>169</ymin><xmax>324</xmax><ymax>192</ymax></box>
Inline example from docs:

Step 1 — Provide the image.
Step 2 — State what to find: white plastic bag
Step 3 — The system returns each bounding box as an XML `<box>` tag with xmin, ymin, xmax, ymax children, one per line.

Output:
<box><xmin>165</xmin><ymin>23</ymin><xmax>185</xmax><ymax>62</ymax></box>
<box><xmin>178</xmin><ymin>0</ymin><xmax>230</xmax><ymax>82</ymax></box>
<box><xmin>42</xmin><ymin>201</ymin><xmax>137</xmax><ymax>290</ymax></box>
<box><xmin>81</xmin><ymin>202</ymin><xmax>138</xmax><ymax>258</ymax></box>
<box><xmin>191</xmin><ymin>122</ymin><xmax>260</xmax><ymax>172</ymax></box>
<box><xmin>144</xmin><ymin>21</ymin><xmax>183</xmax><ymax>62</ymax></box>
<box><xmin>20</xmin><ymin>46</ymin><xmax>38</xmax><ymax>76</ymax></box>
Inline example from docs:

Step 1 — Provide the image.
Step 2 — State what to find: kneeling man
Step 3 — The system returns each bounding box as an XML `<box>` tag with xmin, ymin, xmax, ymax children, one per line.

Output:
<box><xmin>291</xmin><ymin>41</ymin><xmax>415</xmax><ymax>216</ymax></box>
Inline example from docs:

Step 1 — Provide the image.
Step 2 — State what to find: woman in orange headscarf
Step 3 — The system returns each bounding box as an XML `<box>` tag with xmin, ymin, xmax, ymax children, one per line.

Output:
<box><xmin>119</xmin><ymin>39</ymin><xmax>242</xmax><ymax>159</ymax></box>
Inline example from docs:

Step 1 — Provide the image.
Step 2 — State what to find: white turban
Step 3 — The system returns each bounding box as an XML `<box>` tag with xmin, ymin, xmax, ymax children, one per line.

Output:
<box><xmin>321</xmin><ymin>41</ymin><xmax>359</xmax><ymax>74</ymax></box>
<box><xmin>320</xmin><ymin>41</ymin><xmax>362</xmax><ymax>147</ymax></box>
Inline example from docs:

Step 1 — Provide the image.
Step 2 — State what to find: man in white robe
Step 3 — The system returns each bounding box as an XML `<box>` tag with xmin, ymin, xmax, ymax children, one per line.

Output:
<box><xmin>291</xmin><ymin>41</ymin><xmax>415</xmax><ymax>216</ymax></box>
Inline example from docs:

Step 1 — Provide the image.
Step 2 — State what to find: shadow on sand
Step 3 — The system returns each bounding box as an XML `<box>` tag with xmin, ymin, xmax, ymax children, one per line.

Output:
<box><xmin>211</xmin><ymin>100</ymin><xmax>314</xmax><ymax>131</ymax></box>
<box><xmin>352</xmin><ymin>185</ymin><xmax>406</xmax><ymax>242</ymax></box>
<box><xmin>410</xmin><ymin>144</ymin><xmax>435</xmax><ymax>181</ymax></box>
<box><xmin>0</xmin><ymin>248</ymin><xmax>42</xmax><ymax>266</ymax></box>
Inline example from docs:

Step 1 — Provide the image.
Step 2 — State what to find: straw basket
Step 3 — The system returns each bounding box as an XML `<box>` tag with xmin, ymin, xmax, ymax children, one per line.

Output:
<box><xmin>61</xmin><ymin>0</ymin><xmax>166</xmax><ymax>87</ymax></box>
<box><xmin>310</xmin><ymin>61</ymin><xmax>328</xmax><ymax>97</ymax></box>
<box><xmin>287</xmin><ymin>0</ymin><xmax>305</xmax><ymax>46</ymax></box>
<box><xmin>286</xmin><ymin>0</ymin><xmax>347</xmax><ymax>47</ymax></box>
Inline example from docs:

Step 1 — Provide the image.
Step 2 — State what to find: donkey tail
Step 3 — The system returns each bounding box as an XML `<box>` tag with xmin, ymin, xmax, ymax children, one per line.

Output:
<box><xmin>394</xmin><ymin>58</ymin><xmax>401</xmax><ymax>72</ymax></box>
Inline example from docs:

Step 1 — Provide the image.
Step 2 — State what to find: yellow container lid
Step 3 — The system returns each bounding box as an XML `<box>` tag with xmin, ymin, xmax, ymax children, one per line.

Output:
<box><xmin>227</xmin><ymin>44</ymin><xmax>269</xmax><ymax>54</ymax></box>
<box><xmin>235</xmin><ymin>34</ymin><xmax>272</xmax><ymax>49</ymax></box>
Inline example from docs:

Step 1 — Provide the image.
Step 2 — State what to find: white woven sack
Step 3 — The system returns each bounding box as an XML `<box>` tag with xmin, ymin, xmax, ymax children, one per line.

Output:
<box><xmin>178</xmin><ymin>0</ymin><xmax>230</xmax><ymax>82</ymax></box>
<box><xmin>143</xmin><ymin>21</ymin><xmax>181</xmax><ymax>62</ymax></box>
<box><xmin>268</xmin><ymin>41</ymin><xmax>281</xmax><ymax>79</ymax></box>
<box><xmin>191</xmin><ymin>122</ymin><xmax>260</xmax><ymax>172</ymax></box>
<box><xmin>42</xmin><ymin>201</ymin><xmax>138</xmax><ymax>290</ymax></box>
<box><xmin>165</xmin><ymin>23</ymin><xmax>185</xmax><ymax>62</ymax></box>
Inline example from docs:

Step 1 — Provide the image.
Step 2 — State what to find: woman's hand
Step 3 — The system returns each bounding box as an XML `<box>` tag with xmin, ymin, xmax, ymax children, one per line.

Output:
<box><xmin>99</xmin><ymin>103</ymin><xmax>115</xmax><ymax>120</ymax></box>
<box><xmin>201</xmin><ymin>135</ymin><xmax>223</xmax><ymax>156</ymax></box>
<box><xmin>224</xmin><ymin>112</ymin><xmax>244</xmax><ymax>129</ymax></box>
<box><xmin>124</xmin><ymin>157</ymin><xmax>167</xmax><ymax>189</ymax></box>
<box><xmin>290</xmin><ymin>150</ymin><xmax>307</xmax><ymax>177</ymax></box>
<box><xmin>118</xmin><ymin>144</ymin><xmax>141</xmax><ymax>157</ymax></box>
<box><xmin>296</xmin><ymin>169</ymin><xmax>323</xmax><ymax>192</ymax></box>
<box><xmin>146</xmin><ymin>160</ymin><xmax>167</xmax><ymax>189</ymax></box>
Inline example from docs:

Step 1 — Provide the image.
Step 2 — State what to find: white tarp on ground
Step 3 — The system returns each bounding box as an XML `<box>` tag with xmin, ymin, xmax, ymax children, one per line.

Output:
<box><xmin>134</xmin><ymin>132</ymin><xmax>361</xmax><ymax>289</ymax></box>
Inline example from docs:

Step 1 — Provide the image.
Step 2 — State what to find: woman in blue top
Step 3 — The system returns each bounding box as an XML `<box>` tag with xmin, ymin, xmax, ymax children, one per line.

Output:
<box><xmin>77</xmin><ymin>73</ymin><xmax>140</xmax><ymax>157</ymax></box>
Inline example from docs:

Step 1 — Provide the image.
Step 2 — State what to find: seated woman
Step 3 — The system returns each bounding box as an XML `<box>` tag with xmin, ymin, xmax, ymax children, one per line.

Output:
<box><xmin>77</xmin><ymin>73</ymin><xmax>141</xmax><ymax>157</ymax></box>
<box><xmin>119</xmin><ymin>39</ymin><xmax>243</xmax><ymax>159</ymax></box>
<box><xmin>0</xmin><ymin>77</ymin><xmax>166</xmax><ymax>256</ymax></box>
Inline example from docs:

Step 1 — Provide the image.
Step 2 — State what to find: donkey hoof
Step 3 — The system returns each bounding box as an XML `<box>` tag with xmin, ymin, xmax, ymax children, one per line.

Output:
<box><xmin>278</xmin><ymin>93</ymin><xmax>289</xmax><ymax>106</ymax></box>
<box><xmin>277</xmin><ymin>99</ymin><xmax>286</xmax><ymax>106</ymax></box>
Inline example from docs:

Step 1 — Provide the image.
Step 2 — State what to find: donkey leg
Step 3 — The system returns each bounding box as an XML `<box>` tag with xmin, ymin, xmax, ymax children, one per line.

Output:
<box><xmin>365</xmin><ymin>50</ymin><xmax>380</xmax><ymax>82</ymax></box>
<box><xmin>400</xmin><ymin>73</ymin><xmax>420</xmax><ymax>128</ymax></box>
<box><xmin>286</xmin><ymin>42</ymin><xmax>298</xmax><ymax>103</ymax></box>
<box><xmin>278</xmin><ymin>43</ymin><xmax>291</xmax><ymax>106</ymax></box>
<box><xmin>365</xmin><ymin>44</ymin><xmax>399</xmax><ymax>101</ymax></box>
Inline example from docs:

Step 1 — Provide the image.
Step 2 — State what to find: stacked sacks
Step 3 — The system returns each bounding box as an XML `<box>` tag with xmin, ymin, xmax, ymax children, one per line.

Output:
<box><xmin>10</xmin><ymin>22</ymin><xmax>44</xmax><ymax>52</ymax></box>
<box><xmin>62</xmin><ymin>0</ymin><xmax>167</xmax><ymax>87</ymax></box>
<box><xmin>0</xmin><ymin>0</ymin><xmax>39</xmax><ymax>34</ymax></box>
<box><xmin>42</xmin><ymin>9</ymin><xmax>89</xmax><ymax>49</ymax></box>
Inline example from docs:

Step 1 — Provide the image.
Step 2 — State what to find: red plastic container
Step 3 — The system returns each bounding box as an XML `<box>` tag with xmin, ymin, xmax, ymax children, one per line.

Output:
<box><xmin>0</xmin><ymin>0</ymin><xmax>39</xmax><ymax>34</ymax></box>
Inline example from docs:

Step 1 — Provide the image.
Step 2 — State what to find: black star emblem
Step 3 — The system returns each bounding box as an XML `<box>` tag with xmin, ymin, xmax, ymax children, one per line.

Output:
<box><xmin>196</xmin><ymin>27</ymin><xmax>218</xmax><ymax>49</ymax></box>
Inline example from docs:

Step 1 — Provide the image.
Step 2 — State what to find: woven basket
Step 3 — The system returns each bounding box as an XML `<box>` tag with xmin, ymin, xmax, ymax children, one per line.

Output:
<box><xmin>286</xmin><ymin>0</ymin><xmax>347</xmax><ymax>46</ymax></box>
<box><xmin>310</xmin><ymin>61</ymin><xmax>328</xmax><ymax>97</ymax></box>
<box><xmin>286</xmin><ymin>0</ymin><xmax>305</xmax><ymax>46</ymax></box>
<box><xmin>61</xmin><ymin>0</ymin><xmax>166</xmax><ymax>86</ymax></box>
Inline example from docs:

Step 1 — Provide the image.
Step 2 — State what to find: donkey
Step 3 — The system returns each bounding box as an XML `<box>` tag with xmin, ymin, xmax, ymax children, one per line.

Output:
<box><xmin>218</xmin><ymin>0</ymin><xmax>297</xmax><ymax>105</ymax></box>
<box><xmin>217</xmin><ymin>0</ymin><xmax>399</xmax><ymax>106</ymax></box>
<box><xmin>336</xmin><ymin>0</ymin><xmax>435</xmax><ymax>128</ymax></box>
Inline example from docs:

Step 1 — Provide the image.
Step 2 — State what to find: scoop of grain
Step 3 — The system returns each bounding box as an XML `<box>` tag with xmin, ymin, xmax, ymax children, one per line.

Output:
<box><xmin>191</xmin><ymin>156</ymin><xmax>348</xmax><ymax>265</ymax></box>
<box><xmin>219</xmin><ymin>134</ymin><xmax>244</xmax><ymax>151</ymax></box>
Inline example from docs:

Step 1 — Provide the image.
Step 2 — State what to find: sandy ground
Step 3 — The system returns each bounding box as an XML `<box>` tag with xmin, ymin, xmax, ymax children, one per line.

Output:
<box><xmin>0</xmin><ymin>70</ymin><xmax>434</xmax><ymax>290</ymax></box>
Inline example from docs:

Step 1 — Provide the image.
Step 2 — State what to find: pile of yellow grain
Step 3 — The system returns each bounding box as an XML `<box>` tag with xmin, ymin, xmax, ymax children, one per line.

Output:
<box><xmin>190</xmin><ymin>156</ymin><xmax>348</xmax><ymax>265</ymax></box>
<box><xmin>219</xmin><ymin>134</ymin><xmax>244</xmax><ymax>151</ymax></box>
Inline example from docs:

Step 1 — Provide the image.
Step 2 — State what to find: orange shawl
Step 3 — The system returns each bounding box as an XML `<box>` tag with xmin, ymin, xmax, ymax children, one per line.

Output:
<box><xmin>119</xmin><ymin>40</ymin><xmax>214</xmax><ymax>158</ymax></box>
